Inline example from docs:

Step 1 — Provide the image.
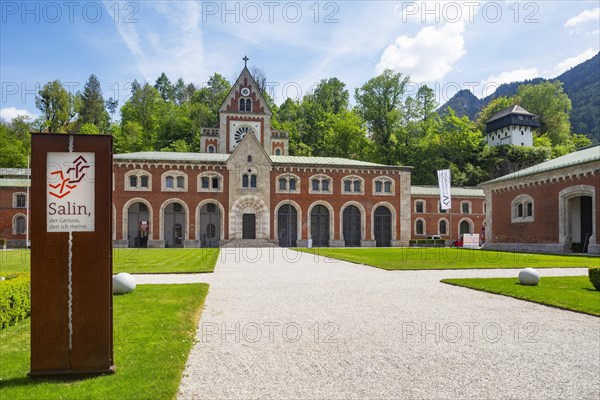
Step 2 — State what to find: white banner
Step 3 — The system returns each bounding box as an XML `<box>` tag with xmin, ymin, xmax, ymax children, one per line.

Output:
<box><xmin>437</xmin><ymin>169</ymin><xmax>452</xmax><ymax>210</ymax></box>
<box><xmin>47</xmin><ymin>152</ymin><xmax>95</xmax><ymax>232</ymax></box>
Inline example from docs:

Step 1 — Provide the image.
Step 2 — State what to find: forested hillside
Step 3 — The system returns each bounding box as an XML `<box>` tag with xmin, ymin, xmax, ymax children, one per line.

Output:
<box><xmin>1</xmin><ymin>65</ymin><xmax>593</xmax><ymax>185</ymax></box>
<box><xmin>440</xmin><ymin>53</ymin><xmax>599</xmax><ymax>143</ymax></box>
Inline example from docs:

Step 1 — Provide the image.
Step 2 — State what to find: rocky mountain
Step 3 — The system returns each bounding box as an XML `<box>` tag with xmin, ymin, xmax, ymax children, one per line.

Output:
<box><xmin>439</xmin><ymin>52</ymin><xmax>600</xmax><ymax>143</ymax></box>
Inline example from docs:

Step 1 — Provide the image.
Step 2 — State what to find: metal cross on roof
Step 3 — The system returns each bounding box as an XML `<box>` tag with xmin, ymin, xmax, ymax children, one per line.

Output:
<box><xmin>243</xmin><ymin>55</ymin><xmax>249</xmax><ymax>67</ymax></box>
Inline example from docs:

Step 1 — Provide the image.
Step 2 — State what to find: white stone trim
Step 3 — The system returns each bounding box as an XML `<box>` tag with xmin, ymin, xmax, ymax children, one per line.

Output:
<box><xmin>230</xmin><ymin>195</ymin><xmax>270</xmax><ymax>240</ymax></box>
<box><xmin>308</xmin><ymin>174</ymin><xmax>332</xmax><ymax>194</ymax></box>
<box><xmin>371</xmin><ymin>201</ymin><xmax>397</xmax><ymax>241</ymax></box>
<box><xmin>197</xmin><ymin>172</ymin><xmax>224</xmax><ymax>193</ymax></box>
<box><xmin>414</xmin><ymin>217</ymin><xmax>425</xmax><ymax>236</ymax></box>
<box><xmin>12</xmin><ymin>213</ymin><xmax>26</xmax><ymax>234</ymax></box>
<box><xmin>558</xmin><ymin>185</ymin><xmax>596</xmax><ymax>249</ymax></box>
<box><xmin>275</xmin><ymin>173</ymin><xmax>301</xmax><ymax>194</ymax></box>
<box><xmin>438</xmin><ymin>217</ymin><xmax>449</xmax><ymax>236</ymax></box>
<box><xmin>341</xmin><ymin>175</ymin><xmax>365</xmax><ymax>195</ymax></box>
<box><xmin>372</xmin><ymin>176</ymin><xmax>394</xmax><ymax>196</ymax></box>
<box><xmin>460</xmin><ymin>200</ymin><xmax>472</xmax><ymax>214</ymax></box>
<box><xmin>339</xmin><ymin>201</ymin><xmax>367</xmax><ymax>241</ymax></box>
<box><xmin>161</xmin><ymin>170</ymin><xmax>188</xmax><ymax>192</ymax></box>
<box><xmin>511</xmin><ymin>194</ymin><xmax>534</xmax><ymax>223</ymax></box>
<box><xmin>122</xmin><ymin>198</ymin><xmax>154</xmax><ymax>241</ymax></box>
<box><xmin>12</xmin><ymin>192</ymin><xmax>27</xmax><ymax>209</ymax></box>
<box><xmin>458</xmin><ymin>217</ymin><xmax>474</xmax><ymax>237</ymax></box>
<box><xmin>414</xmin><ymin>199</ymin><xmax>426</xmax><ymax>214</ymax></box>
<box><xmin>307</xmin><ymin>200</ymin><xmax>335</xmax><ymax>241</ymax></box>
<box><xmin>124</xmin><ymin>169</ymin><xmax>152</xmax><ymax>191</ymax></box>
<box><xmin>196</xmin><ymin>199</ymin><xmax>226</xmax><ymax>241</ymax></box>
<box><xmin>159</xmin><ymin>198</ymin><xmax>190</xmax><ymax>241</ymax></box>
<box><xmin>274</xmin><ymin>200</ymin><xmax>303</xmax><ymax>242</ymax></box>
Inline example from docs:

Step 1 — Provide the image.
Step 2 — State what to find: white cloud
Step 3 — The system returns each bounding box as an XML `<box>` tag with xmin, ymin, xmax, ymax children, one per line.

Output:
<box><xmin>105</xmin><ymin>1</ymin><xmax>205</xmax><ymax>83</ymax></box>
<box><xmin>375</xmin><ymin>22</ymin><xmax>466</xmax><ymax>81</ymax></box>
<box><xmin>565</xmin><ymin>8</ymin><xmax>600</xmax><ymax>28</ymax></box>
<box><xmin>553</xmin><ymin>48</ymin><xmax>597</xmax><ymax>75</ymax></box>
<box><xmin>0</xmin><ymin>107</ymin><xmax>35</xmax><ymax>122</ymax></box>
<box><xmin>482</xmin><ymin>68</ymin><xmax>540</xmax><ymax>88</ymax></box>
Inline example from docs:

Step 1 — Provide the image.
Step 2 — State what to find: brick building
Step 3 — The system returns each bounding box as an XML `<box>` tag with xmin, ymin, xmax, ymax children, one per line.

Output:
<box><xmin>410</xmin><ymin>186</ymin><xmax>486</xmax><ymax>241</ymax></box>
<box><xmin>0</xmin><ymin>168</ymin><xmax>29</xmax><ymax>248</ymax></box>
<box><xmin>481</xmin><ymin>145</ymin><xmax>600</xmax><ymax>254</ymax></box>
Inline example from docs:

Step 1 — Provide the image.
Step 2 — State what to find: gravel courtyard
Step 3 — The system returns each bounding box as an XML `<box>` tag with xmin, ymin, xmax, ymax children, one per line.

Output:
<box><xmin>167</xmin><ymin>248</ymin><xmax>600</xmax><ymax>399</ymax></box>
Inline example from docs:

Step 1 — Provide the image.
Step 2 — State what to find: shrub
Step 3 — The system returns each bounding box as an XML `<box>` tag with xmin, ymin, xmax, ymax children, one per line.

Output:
<box><xmin>589</xmin><ymin>267</ymin><xmax>600</xmax><ymax>291</ymax></box>
<box><xmin>0</xmin><ymin>273</ymin><xmax>31</xmax><ymax>329</ymax></box>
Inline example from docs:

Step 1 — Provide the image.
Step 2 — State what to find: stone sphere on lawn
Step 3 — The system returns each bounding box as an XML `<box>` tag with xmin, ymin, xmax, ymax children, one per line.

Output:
<box><xmin>518</xmin><ymin>268</ymin><xmax>540</xmax><ymax>286</ymax></box>
<box><xmin>113</xmin><ymin>272</ymin><xmax>136</xmax><ymax>294</ymax></box>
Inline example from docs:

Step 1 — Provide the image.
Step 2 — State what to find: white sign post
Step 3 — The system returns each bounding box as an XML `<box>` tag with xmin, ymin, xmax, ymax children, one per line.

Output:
<box><xmin>46</xmin><ymin>152</ymin><xmax>95</xmax><ymax>232</ymax></box>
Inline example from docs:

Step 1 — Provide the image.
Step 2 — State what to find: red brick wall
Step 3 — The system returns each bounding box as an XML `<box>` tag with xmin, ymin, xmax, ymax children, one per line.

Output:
<box><xmin>0</xmin><ymin>187</ymin><xmax>27</xmax><ymax>240</ymax></box>
<box><xmin>113</xmin><ymin>164</ymin><xmax>230</xmax><ymax>241</ymax></box>
<box><xmin>410</xmin><ymin>195</ymin><xmax>486</xmax><ymax>241</ymax></box>
<box><xmin>269</xmin><ymin>170</ymin><xmax>403</xmax><ymax>241</ymax></box>
<box><xmin>490</xmin><ymin>175</ymin><xmax>599</xmax><ymax>243</ymax></box>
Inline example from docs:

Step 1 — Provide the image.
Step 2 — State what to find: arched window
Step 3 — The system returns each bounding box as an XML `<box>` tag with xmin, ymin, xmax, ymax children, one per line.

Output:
<box><xmin>242</xmin><ymin>174</ymin><xmax>249</xmax><ymax>188</ymax></box>
<box><xmin>289</xmin><ymin>178</ymin><xmax>296</xmax><ymax>191</ymax></box>
<box><xmin>14</xmin><ymin>215</ymin><xmax>26</xmax><ymax>234</ymax></box>
<box><xmin>126</xmin><ymin>170</ymin><xmax>152</xmax><ymax>191</ymax></box>
<box><xmin>239</xmin><ymin>98</ymin><xmax>245</xmax><ymax>111</ymax></box>
<box><xmin>165</xmin><ymin>176</ymin><xmax>174</xmax><ymax>189</ymax></box>
<box><xmin>415</xmin><ymin>219</ymin><xmax>424</xmax><ymax>235</ymax></box>
<box><xmin>275</xmin><ymin>148</ymin><xmax>281</xmax><ymax>155</ymax></box>
<box><xmin>279</xmin><ymin>178</ymin><xmax>287</xmax><ymax>191</ymax></box>
<box><xmin>14</xmin><ymin>193</ymin><xmax>26</xmax><ymax>208</ymax></box>
<box><xmin>250</xmin><ymin>174</ymin><xmax>257</xmax><ymax>188</ymax></box>
<box><xmin>342</xmin><ymin>176</ymin><xmax>364</xmax><ymax>194</ymax></box>
<box><xmin>384</xmin><ymin>181</ymin><xmax>392</xmax><ymax>193</ymax></box>
<box><xmin>375</xmin><ymin>181</ymin><xmax>383</xmax><ymax>193</ymax></box>
<box><xmin>207</xmin><ymin>145</ymin><xmax>215</xmax><ymax>153</ymax></box>
<box><xmin>511</xmin><ymin>194</ymin><xmax>534</xmax><ymax>223</ymax></box>
<box><xmin>201</xmin><ymin>177</ymin><xmax>210</xmax><ymax>189</ymax></box>
<box><xmin>309</xmin><ymin>175</ymin><xmax>332</xmax><ymax>194</ymax></box>
<box><xmin>247</xmin><ymin>155</ymin><xmax>252</xmax><ymax>162</ymax></box>
<box><xmin>439</xmin><ymin>219</ymin><xmax>447</xmax><ymax>235</ymax></box>
<box><xmin>246</xmin><ymin>98</ymin><xmax>252</xmax><ymax>111</ymax></box>
<box><xmin>176</xmin><ymin>176</ymin><xmax>185</xmax><ymax>189</ymax></box>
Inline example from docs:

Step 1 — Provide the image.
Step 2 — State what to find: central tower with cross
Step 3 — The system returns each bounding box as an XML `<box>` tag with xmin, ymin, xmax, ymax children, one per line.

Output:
<box><xmin>199</xmin><ymin>56</ymin><xmax>289</xmax><ymax>156</ymax></box>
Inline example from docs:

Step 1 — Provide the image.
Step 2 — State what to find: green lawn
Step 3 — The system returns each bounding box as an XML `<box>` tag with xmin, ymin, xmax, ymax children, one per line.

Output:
<box><xmin>0</xmin><ymin>283</ymin><xmax>208</xmax><ymax>400</ymax></box>
<box><xmin>441</xmin><ymin>276</ymin><xmax>600</xmax><ymax>316</ymax></box>
<box><xmin>0</xmin><ymin>248</ymin><xmax>219</xmax><ymax>274</ymax></box>
<box><xmin>295</xmin><ymin>247</ymin><xmax>599</xmax><ymax>270</ymax></box>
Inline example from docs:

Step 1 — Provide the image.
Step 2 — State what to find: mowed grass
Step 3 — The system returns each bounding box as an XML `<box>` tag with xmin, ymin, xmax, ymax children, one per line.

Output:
<box><xmin>0</xmin><ymin>248</ymin><xmax>219</xmax><ymax>274</ymax></box>
<box><xmin>295</xmin><ymin>247</ymin><xmax>599</xmax><ymax>270</ymax></box>
<box><xmin>441</xmin><ymin>276</ymin><xmax>600</xmax><ymax>316</ymax></box>
<box><xmin>0</xmin><ymin>283</ymin><xmax>208</xmax><ymax>400</ymax></box>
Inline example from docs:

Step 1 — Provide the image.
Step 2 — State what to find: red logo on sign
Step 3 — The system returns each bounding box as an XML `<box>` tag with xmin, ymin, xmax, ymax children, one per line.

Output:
<box><xmin>48</xmin><ymin>156</ymin><xmax>90</xmax><ymax>199</ymax></box>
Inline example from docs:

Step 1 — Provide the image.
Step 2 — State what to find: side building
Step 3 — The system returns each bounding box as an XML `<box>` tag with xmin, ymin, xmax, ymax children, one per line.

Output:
<box><xmin>0</xmin><ymin>168</ymin><xmax>29</xmax><ymax>248</ymax></box>
<box><xmin>410</xmin><ymin>186</ymin><xmax>486</xmax><ymax>241</ymax></box>
<box><xmin>480</xmin><ymin>145</ymin><xmax>600</xmax><ymax>254</ymax></box>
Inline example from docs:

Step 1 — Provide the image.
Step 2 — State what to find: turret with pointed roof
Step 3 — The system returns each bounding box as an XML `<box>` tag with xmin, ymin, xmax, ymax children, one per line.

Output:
<box><xmin>485</xmin><ymin>105</ymin><xmax>540</xmax><ymax>147</ymax></box>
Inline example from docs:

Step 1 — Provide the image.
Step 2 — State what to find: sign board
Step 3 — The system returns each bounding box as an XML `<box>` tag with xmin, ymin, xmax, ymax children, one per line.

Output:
<box><xmin>463</xmin><ymin>234</ymin><xmax>480</xmax><ymax>249</ymax></box>
<box><xmin>30</xmin><ymin>133</ymin><xmax>114</xmax><ymax>377</ymax></box>
<box><xmin>47</xmin><ymin>152</ymin><xmax>95</xmax><ymax>232</ymax></box>
<box><xmin>437</xmin><ymin>169</ymin><xmax>452</xmax><ymax>210</ymax></box>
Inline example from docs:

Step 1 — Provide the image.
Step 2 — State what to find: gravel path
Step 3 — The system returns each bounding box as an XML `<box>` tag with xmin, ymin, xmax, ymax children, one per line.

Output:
<box><xmin>175</xmin><ymin>248</ymin><xmax>599</xmax><ymax>399</ymax></box>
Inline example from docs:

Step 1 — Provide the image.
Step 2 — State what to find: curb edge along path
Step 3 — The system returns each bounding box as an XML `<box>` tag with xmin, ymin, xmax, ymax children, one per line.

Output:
<box><xmin>177</xmin><ymin>248</ymin><xmax>600</xmax><ymax>400</ymax></box>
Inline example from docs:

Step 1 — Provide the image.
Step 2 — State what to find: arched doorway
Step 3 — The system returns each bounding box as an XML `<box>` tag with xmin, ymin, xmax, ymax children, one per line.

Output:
<box><xmin>278</xmin><ymin>204</ymin><xmax>298</xmax><ymax>247</ymax></box>
<box><xmin>459</xmin><ymin>220</ymin><xmax>471</xmax><ymax>236</ymax></box>
<box><xmin>311</xmin><ymin>205</ymin><xmax>330</xmax><ymax>247</ymax></box>
<box><xmin>127</xmin><ymin>202</ymin><xmax>150</xmax><ymax>248</ymax></box>
<box><xmin>343</xmin><ymin>205</ymin><xmax>361</xmax><ymax>247</ymax></box>
<box><xmin>164</xmin><ymin>202</ymin><xmax>186</xmax><ymax>248</ymax></box>
<box><xmin>199</xmin><ymin>202</ymin><xmax>221</xmax><ymax>248</ymax></box>
<box><xmin>374</xmin><ymin>206</ymin><xmax>392</xmax><ymax>247</ymax></box>
<box><xmin>568</xmin><ymin>195</ymin><xmax>593</xmax><ymax>252</ymax></box>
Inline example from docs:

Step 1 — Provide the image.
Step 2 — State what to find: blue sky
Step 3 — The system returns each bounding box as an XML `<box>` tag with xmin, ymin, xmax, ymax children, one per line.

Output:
<box><xmin>1</xmin><ymin>1</ymin><xmax>599</xmax><ymax>122</ymax></box>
